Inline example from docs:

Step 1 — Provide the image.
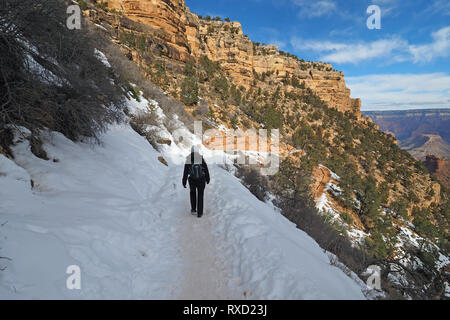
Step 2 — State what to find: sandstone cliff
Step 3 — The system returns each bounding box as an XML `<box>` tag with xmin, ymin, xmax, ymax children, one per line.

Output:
<box><xmin>104</xmin><ymin>0</ymin><xmax>361</xmax><ymax>115</ymax></box>
<box><xmin>425</xmin><ymin>154</ymin><xmax>450</xmax><ymax>189</ymax></box>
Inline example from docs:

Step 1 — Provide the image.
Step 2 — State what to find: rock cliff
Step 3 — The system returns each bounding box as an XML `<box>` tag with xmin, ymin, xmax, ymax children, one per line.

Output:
<box><xmin>104</xmin><ymin>0</ymin><xmax>361</xmax><ymax>115</ymax></box>
<box><xmin>425</xmin><ymin>154</ymin><xmax>450</xmax><ymax>189</ymax></box>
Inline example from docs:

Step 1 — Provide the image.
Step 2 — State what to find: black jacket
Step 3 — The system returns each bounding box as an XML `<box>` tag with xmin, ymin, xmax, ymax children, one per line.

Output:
<box><xmin>182</xmin><ymin>152</ymin><xmax>210</xmax><ymax>187</ymax></box>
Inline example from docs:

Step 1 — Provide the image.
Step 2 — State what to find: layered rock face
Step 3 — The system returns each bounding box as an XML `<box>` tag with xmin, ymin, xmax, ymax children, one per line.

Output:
<box><xmin>107</xmin><ymin>0</ymin><xmax>197</xmax><ymax>61</ymax></box>
<box><xmin>105</xmin><ymin>0</ymin><xmax>361</xmax><ymax>115</ymax></box>
<box><xmin>197</xmin><ymin>20</ymin><xmax>361</xmax><ymax>114</ymax></box>
<box><xmin>425</xmin><ymin>155</ymin><xmax>450</xmax><ymax>189</ymax></box>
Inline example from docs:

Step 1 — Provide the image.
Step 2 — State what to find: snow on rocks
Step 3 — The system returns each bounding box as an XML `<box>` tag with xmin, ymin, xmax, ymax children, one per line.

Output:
<box><xmin>94</xmin><ymin>49</ymin><xmax>111</xmax><ymax>68</ymax></box>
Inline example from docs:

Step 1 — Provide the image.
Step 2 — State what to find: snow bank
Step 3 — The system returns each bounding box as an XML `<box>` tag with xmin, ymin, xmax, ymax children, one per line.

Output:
<box><xmin>0</xmin><ymin>125</ymin><xmax>183</xmax><ymax>299</ymax></box>
<box><xmin>207</xmin><ymin>168</ymin><xmax>365</xmax><ymax>299</ymax></box>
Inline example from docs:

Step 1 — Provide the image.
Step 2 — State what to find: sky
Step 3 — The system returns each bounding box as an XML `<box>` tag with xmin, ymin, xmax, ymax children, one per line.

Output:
<box><xmin>186</xmin><ymin>0</ymin><xmax>450</xmax><ymax>111</ymax></box>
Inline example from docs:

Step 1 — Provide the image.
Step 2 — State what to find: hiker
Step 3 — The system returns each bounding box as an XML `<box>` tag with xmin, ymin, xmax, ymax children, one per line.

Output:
<box><xmin>182</xmin><ymin>145</ymin><xmax>210</xmax><ymax>218</ymax></box>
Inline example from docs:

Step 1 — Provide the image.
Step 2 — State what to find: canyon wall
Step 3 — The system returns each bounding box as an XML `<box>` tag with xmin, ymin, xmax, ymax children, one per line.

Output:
<box><xmin>425</xmin><ymin>155</ymin><xmax>450</xmax><ymax>189</ymax></box>
<box><xmin>105</xmin><ymin>0</ymin><xmax>361</xmax><ymax>115</ymax></box>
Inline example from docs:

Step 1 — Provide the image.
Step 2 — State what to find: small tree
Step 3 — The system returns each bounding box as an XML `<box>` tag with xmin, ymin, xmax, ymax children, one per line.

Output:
<box><xmin>181</xmin><ymin>76</ymin><xmax>199</xmax><ymax>106</ymax></box>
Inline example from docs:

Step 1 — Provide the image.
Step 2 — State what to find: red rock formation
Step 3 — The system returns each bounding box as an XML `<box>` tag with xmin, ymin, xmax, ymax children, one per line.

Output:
<box><xmin>424</xmin><ymin>154</ymin><xmax>450</xmax><ymax>189</ymax></box>
<box><xmin>105</xmin><ymin>0</ymin><xmax>362</xmax><ymax>116</ymax></box>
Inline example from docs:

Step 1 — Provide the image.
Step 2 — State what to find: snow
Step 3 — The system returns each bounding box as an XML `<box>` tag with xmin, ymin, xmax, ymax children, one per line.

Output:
<box><xmin>94</xmin><ymin>49</ymin><xmax>111</xmax><ymax>68</ymax></box>
<box><xmin>319</xmin><ymin>164</ymin><xmax>340</xmax><ymax>181</ymax></box>
<box><xmin>25</xmin><ymin>52</ymin><xmax>63</xmax><ymax>86</ymax></box>
<box><xmin>18</xmin><ymin>39</ymin><xmax>64</xmax><ymax>86</ymax></box>
<box><xmin>207</xmin><ymin>168</ymin><xmax>365</xmax><ymax>299</ymax></box>
<box><xmin>0</xmin><ymin>125</ymin><xmax>182</xmax><ymax>299</ymax></box>
<box><xmin>313</xmin><ymin>166</ymin><xmax>449</xmax><ymax>296</ymax></box>
<box><xmin>0</xmin><ymin>92</ymin><xmax>367</xmax><ymax>300</ymax></box>
<box><xmin>94</xmin><ymin>23</ymin><xmax>108</xmax><ymax>31</ymax></box>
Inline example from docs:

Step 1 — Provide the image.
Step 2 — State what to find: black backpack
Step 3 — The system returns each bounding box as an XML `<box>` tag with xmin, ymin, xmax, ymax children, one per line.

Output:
<box><xmin>190</xmin><ymin>162</ymin><xmax>205</xmax><ymax>181</ymax></box>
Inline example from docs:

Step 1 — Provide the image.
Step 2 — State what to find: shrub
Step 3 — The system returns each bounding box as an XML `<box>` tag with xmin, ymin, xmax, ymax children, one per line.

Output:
<box><xmin>184</xmin><ymin>61</ymin><xmax>196</xmax><ymax>77</ymax></box>
<box><xmin>341</xmin><ymin>212</ymin><xmax>353</xmax><ymax>224</ymax></box>
<box><xmin>181</xmin><ymin>76</ymin><xmax>199</xmax><ymax>106</ymax></box>
<box><xmin>127</xmin><ymin>84</ymin><xmax>141</xmax><ymax>102</ymax></box>
<box><xmin>260</xmin><ymin>105</ymin><xmax>283</xmax><ymax>130</ymax></box>
<box><xmin>100</xmin><ymin>38</ymin><xmax>194</xmax><ymax>131</ymax></box>
<box><xmin>78</xmin><ymin>0</ymin><xmax>89</xmax><ymax>10</ymax></box>
<box><xmin>230</xmin><ymin>85</ymin><xmax>242</xmax><ymax>105</ymax></box>
<box><xmin>212</xmin><ymin>75</ymin><xmax>229</xmax><ymax>101</ymax></box>
<box><xmin>413</xmin><ymin>207</ymin><xmax>439</xmax><ymax>239</ymax></box>
<box><xmin>230</xmin><ymin>114</ymin><xmax>239</xmax><ymax>129</ymax></box>
<box><xmin>0</xmin><ymin>0</ymin><xmax>124</xmax><ymax>143</ymax></box>
<box><xmin>119</xmin><ymin>31</ymin><xmax>136</xmax><ymax>48</ymax></box>
<box><xmin>199</xmin><ymin>55</ymin><xmax>220</xmax><ymax>80</ymax></box>
<box><xmin>236</xmin><ymin>166</ymin><xmax>268</xmax><ymax>201</ymax></box>
<box><xmin>137</xmin><ymin>35</ymin><xmax>146</xmax><ymax>52</ymax></box>
<box><xmin>95</xmin><ymin>1</ymin><xmax>109</xmax><ymax>11</ymax></box>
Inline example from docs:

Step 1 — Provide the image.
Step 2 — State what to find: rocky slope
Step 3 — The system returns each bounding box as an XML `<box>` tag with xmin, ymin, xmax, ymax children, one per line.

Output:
<box><xmin>425</xmin><ymin>155</ymin><xmax>450</xmax><ymax>189</ymax></box>
<box><xmin>100</xmin><ymin>0</ymin><xmax>361</xmax><ymax>115</ymax></box>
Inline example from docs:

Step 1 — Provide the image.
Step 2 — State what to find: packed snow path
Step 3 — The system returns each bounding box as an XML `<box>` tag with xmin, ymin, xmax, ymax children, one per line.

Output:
<box><xmin>0</xmin><ymin>124</ymin><xmax>366</xmax><ymax>299</ymax></box>
<box><xmin>153</xmin><ymin>166</ymin><xmax>242</xmax><ymax>299</ymax></box>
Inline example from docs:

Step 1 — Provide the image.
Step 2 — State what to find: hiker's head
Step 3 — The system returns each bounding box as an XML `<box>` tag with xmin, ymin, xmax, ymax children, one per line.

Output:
<box><xmin>191</xmin><ymin>145</ymin><xmax>199</xmax><ymax>154</ymax></box>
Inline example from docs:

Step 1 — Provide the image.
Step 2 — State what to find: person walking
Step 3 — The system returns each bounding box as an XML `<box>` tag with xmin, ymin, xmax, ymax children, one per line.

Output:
<box><xmin>182</xmin><ymin>146</ymin><xmax>210</xmax><ymax>218</ymax></box>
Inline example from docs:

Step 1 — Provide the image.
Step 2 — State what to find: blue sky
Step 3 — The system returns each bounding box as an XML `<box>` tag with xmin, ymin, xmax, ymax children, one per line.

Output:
<box><xmin>186</xmin><ymin>0</ymin><xmax>450</xmax><ymax>111</ymax></box>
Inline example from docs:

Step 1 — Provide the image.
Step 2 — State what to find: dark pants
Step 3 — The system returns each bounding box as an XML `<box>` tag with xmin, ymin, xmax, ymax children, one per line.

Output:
<box><xmin>189</xmin><ymin>178</ymin><xmax>205</xmax><ymax>216</ymax></box>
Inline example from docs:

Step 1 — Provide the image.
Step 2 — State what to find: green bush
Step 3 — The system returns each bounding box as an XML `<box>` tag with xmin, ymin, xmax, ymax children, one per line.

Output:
<box><xmin>184</xmin><ymin>61</ymin><xmax>196</xmax><ymax>77</ymax></box>
<box><xmin>137</xmin><ymin>35</ymin><xmax>146</xmax><ymax>52</ymax></box>
<box><xmin>181</xmin><ymin>76</ymin><xmax>199</xmax><ymax>106</ymax></box>
<box><xmin>119</xmin><ymin>31</ymin><xmax>136</xmax><ymax>48</ymax></box>
<box><xmin>390</xmin><ymin>200</ymin><xmax>408</xmax><ymax>218</ymax></box>
<box><xmin>212</xmin><ymin>75</ymin><xmax>229</xmax><ymax>101</ymax></box>
<box><xmin>413</xmin><ymin>207</ymin><xmax>439</xmax><ymax>239</ymax></box>
<box><xmin>127</xmin><ymin>84</ymin><xmax>141</xmax><ymax>102</ymax></box>
<box><xmin>230</xmin><ymin>85</ymin><xmax>242</xmax><ymax>105</ymax></box>
<box><xmin>341</xmin><ymin>212</ymin><xmax>353</xmax><ymax>224</ymax></box>
<box><xmin>199</xmin><ymin>55</ymin><xmax>220</xmax><ymax>80</ymax></box>
<box><xmin>78</xmin><ymin>0</ymin><xmax>88</xmax><ymax>10</ymax></box>
<box><xmin>261</xmin><ymin>105</ymin><xmax>283</xmax><ymax>130</ymax></box>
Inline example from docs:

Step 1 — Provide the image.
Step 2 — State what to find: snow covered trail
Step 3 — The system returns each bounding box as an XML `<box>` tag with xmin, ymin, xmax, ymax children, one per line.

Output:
<box><xmin>150</xmin><ymin>164</ymin><xmax>243</xmax><ymax>300</ymax></box>
<box><xmin>0</xmin><ymin>125</ymin><xmax>243</xmax><ymax>299</ymax></box>
<box><xmin>0</xmin><ymin>122</ymin><xmax>367</xmax><ymax>299</ymax></box>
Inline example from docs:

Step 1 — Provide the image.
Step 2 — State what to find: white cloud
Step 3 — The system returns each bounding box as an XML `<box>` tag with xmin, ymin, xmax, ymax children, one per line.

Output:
<box><xmin>409</xmin><ymin>26</ymin><xmax>450</xmax><ymax>63</ymax></box>
<box><xmin>370</xmin><ymin>0</ymin><xmax>401</xmax><ymax>17</ymax></box>
<box><xmin>292</xmin><ymin>0</ymin><xmax>340</xmax><ymax>18</ymax></box>
<box><xmin>346</xmin><ymin>73</ymin><xmax>450</xmax><ymax>111</ymax></box>
<box><xmin>290</xmin><ymin>36</ymin><xmax>408</xmax><ymax>64</ymax></box>
<box><xmin>291</xmin><ymin>26</ymin><xmax>450</xmax><ymax>64</ymax></box>
<box><xmin>424</xmin><ymin>0</ymin><xmax>450</xmax><ymax>16</ymax></box>
<box><xmin>297</xmin><ymin>0</ymin><xmax>337</xmax><ymax>18</ymax></box>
